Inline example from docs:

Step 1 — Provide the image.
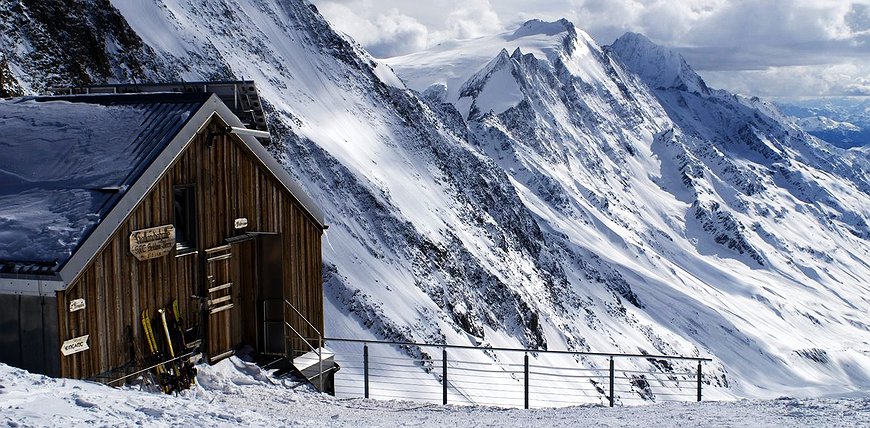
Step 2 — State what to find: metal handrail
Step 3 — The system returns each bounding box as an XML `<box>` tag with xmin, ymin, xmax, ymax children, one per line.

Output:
<box><xmin>320</xmin><ymin>337</ymin><xmax>712</xmax><ymax>362</ymax></box>
<box><xmin>283</xmin><ymin>298</ymin><xmax>322</xmax><ymax>337</ymax></box>
<box><xmin>284</xmin><ymin>319</ymin><xmax>318</xmax><ymax>354</ymax></box>
<box><xmin>325</xmin><ymin>337</ymin><xmax>710</xmax><ymax>407</ymax></box>
<box><xmin>262</xmin><ymin>298</ymin><xmax>325</xmax><ymax>391</ymax></box>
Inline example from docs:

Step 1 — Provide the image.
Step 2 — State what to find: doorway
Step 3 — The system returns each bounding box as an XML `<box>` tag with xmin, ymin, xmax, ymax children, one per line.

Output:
<box><xmin>228</xmin><ymin>233</ymin><xmax>284</xmax><ymax>356</ymax></box>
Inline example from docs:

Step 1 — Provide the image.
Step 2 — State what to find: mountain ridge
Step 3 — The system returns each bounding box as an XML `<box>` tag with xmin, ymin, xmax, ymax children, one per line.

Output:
<box><xmin>1</xmin><ymin>3</ymin><xmax>869</xmax><ymax>401</ymax></box>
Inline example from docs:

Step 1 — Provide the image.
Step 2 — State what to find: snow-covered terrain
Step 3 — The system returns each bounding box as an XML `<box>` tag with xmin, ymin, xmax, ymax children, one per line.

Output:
<box><xmin>777</xmin><ymin>98</ymin><xmax>870</xmax><ymax>148</ymax></box>
<box><xmin>1</xmin><ymin>0</ymin><xmax>869</xmax><ymax>408</ymax></box>
<box><xmin>797</xmin><ymin>116</ymin><xmax>861</xmax><ymax>134</ymax></box>
<box><xmin>3</xmin><ymin>359</ymin><xmax>869</xmax><ymax>427</ymax></box>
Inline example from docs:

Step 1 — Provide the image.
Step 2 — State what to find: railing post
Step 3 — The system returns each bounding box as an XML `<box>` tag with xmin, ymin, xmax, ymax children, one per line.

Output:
<box><xmin>696</xmin><ymin>360</ymin><xmax>702</xmax><ymax>402</ymax></box>
<box><xmin>442</xmin><ymin>347</ymin><xmax>448</xmax><ymax>405</ymax></box>
<box><xmin>608</xmin><ymin>356</ymin><xmax>615</xmax><ymax>407</ymax></box>
<box><xmin>363</xmin><ymin>344</ymin><xmax>369</xmax><ymax>399</ymax></box>
<box><xmin>319</xmin><ymin>336</ymin><xmax>324</xmax><ymax>392</ymax></box>
<box><xmin>524</xmin><ymin>353</ymin><xmax>529</xmax><ymax>409</ymax></box>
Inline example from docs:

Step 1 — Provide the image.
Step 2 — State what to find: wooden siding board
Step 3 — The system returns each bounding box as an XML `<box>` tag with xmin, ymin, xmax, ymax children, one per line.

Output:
<box><xmin>56</xmin><ymin>116</ymin><xmax>323</xmax><ymax>379</ymax></box>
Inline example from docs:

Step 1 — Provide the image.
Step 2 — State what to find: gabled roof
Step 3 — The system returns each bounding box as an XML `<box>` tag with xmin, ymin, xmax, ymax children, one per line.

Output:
<box><xmin>47</xmin><ymin>81</ymin><xmax>270</xmax><ymax>134</ymax></box>
<box><xmin>0</xmin><ymin>92</ymin><xmax>323</xmax><ymax>286</ymax></box>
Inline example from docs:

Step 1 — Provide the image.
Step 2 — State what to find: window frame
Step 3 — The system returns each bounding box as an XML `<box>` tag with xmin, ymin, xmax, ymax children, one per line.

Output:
<box><xmin>173</xmin><ymin>184</ymin><xmax>197</xmax><ymax>251</ymax></box>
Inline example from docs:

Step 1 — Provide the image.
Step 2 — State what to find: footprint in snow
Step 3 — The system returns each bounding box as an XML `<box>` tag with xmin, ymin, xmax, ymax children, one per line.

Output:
<box><xmin>74</xmin><ymin>397</ymin><xmax>97</xmax><ymax>408</ymax></box>
<box><xmin>137</xmin><ymin>407</ymin><xmax>164</xmax><ymax>418</ymax></box>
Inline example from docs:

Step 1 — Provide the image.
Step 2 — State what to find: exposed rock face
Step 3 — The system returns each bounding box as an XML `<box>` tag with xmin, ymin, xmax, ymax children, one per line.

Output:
<box><xmin>0</xmin><ymin>0</ymin><xmax>183</xmax><ymax>92</ymax></box>
<box><xmin>4</xmin><ymin>1</ymin><xmax>870</xmax><ymax>399</ymax></box>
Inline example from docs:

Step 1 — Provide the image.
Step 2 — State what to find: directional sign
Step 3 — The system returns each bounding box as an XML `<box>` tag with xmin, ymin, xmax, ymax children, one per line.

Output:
<box><xmin>60</xmin><ymin>335</ymin><xmax>89</xmax><ymax>356</ymax></box>
<box><xmin>69</xmin><ymin>298</ymin><xmax>86</xmax><ymax>312</ymax></box>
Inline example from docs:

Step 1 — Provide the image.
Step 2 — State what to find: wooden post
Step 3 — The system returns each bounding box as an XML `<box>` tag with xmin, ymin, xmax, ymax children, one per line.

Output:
<box><xmin>609</xmin><ymin>357</ymin><xmax>615</xmax><ymax>407</ymax></box>
<box><xmin>442</xmin><ymin>348</ymin><xmax>448</xmax><ymax>405</ymax></box>
<box><xmin>363</xmin><ymin>344</ymin><xmax>369</xmax><ymax>399</ymax></box>
<box><xmin>524</xmin><ymin>353</ymin><xmax>530</xmax><ymax>409</ymax></box>
<box><xmin>697</xmin><ymin>360</ymin><xmax>702</xmax><ymax>402</ymax></box>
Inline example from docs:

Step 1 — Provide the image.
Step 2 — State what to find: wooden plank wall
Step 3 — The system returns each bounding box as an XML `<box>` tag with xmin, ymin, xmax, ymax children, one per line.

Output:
<box><xmin>58</xmin><ymin>115</ymin><xmax>324</xmax><ymax>379</ymax></box>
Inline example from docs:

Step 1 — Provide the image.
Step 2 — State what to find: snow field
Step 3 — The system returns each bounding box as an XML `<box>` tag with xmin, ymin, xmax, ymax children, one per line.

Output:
<box><xmin>2</xmin><ymin>359</ymin><xmax>869</xmax><ymax>427</ymax></box>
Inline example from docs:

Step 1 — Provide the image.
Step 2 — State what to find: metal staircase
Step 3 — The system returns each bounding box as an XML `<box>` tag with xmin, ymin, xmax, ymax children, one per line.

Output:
<box><xmin>262</xmin><ymin>298</ymin><xmax>339</xmax><ymax>393</ymax></box>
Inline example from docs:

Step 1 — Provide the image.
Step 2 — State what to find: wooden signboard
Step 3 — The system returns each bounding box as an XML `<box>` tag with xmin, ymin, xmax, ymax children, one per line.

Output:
<box><xmin>69</xmin><ymin>298</ymin><xmax>86</xmax><ymax>312</ymax></box>
<box><xmin>61</xmin><ymin>335</ymin><xmax>89</xmax><ymax>356</ymax></box>
<box><xmin>130</xmin><ymin>225</ymin><xmax>176</xmax><ymax>261</ymax></box>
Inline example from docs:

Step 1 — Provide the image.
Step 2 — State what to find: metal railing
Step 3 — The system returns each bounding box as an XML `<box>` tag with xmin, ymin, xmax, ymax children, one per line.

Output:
<box><xmin>262</xmin><ymin>298</ymin><xmax>325</xmax><ymax>390</ymax></box>
<box><xmin>325</xmin><ymin>338</ymin><xmax>711</xmax><ymax>408</ymax></box>
<box><xmin>88</xmin><ymin>351</ymin><xmax>196</xmax><ymax>387</ymax></box>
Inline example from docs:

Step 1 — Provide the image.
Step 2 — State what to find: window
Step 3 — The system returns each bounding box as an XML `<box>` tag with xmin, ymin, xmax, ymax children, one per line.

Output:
<box><xmin>173</xmin><ymin>185</ymin><xmax>197</xmax><ymax>250</ymax></box>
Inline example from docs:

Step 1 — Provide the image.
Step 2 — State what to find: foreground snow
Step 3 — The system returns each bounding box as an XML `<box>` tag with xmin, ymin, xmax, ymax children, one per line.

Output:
<box><xmin>2</xmin><ymin>359</ymin><xmax>868</xmax><ymax>427</ymax></box>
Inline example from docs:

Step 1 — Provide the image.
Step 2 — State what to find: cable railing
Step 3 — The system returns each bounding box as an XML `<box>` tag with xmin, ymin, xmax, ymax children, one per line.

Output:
<box><xmin>326</xmin><ymin>337</ymin><xmax>711</xmax><ymax>409</ymax></box>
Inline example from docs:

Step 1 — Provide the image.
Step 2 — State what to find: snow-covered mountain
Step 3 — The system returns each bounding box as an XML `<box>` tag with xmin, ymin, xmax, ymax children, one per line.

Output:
<box><xmin>797</xmin><ymin>116</ymin><xmax>861</xmax><ymax>134</ymax></box>
<box><xmin>776</xmin><ymin>98</ymin><xmax>870</xmax><ymax>149</ymax></box>
<box><xmin>1</xmin><ymin>0</ymin><xmax>869</xmax><ymax>402</ymax></box>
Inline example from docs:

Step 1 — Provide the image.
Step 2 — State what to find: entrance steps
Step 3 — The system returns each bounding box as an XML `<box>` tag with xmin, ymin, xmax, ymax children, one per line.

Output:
<box><xmin>293</xmin><ymin>347</ymin><xmax>339</xmax><ymax>393</ymax></box>
<box><xmin>254</xmin><ymin>348</ymin><xmax>339</xmax><ymax>393</ymax></box>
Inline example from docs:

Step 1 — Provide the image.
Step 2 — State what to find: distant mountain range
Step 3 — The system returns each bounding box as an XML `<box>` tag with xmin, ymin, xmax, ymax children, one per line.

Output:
<box><xmin>777</xmin><ymin>98</ymin><xmax>870</xmax><ymax>148</ymax></box>
<box><xmin>2</xmin><ymin>0</ymin><xmax>869</xmax><ymax>401</ymax></box>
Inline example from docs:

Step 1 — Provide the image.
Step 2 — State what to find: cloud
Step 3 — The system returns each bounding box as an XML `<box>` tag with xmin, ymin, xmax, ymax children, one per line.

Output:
<box><xmin>702</xmin><ymin>62</ymin><xmax>870</xmax><ymax>98</ymax></box>
<box><xmin>310</xmin><ymin>0</ymin><xmax>870</xmax><ymax>97</ymax></box>
<box><xmin>312</xmin><ymin>0</ymin><xmax>501</xmax><ymax>57</ymax></box>
<box><xmin>313</xmin><ymin>3</ymin><xmax>429</xmax><ymax>57</ymax></box>
<box><xmin>367</xmin><ymin>10</ymin><xmax>430</xmax><ymax>58</ymax></box>
<box><xmin>442</xmin><ymin>0</ymin><xmax>502</xmax><ymax>40</ymax></box>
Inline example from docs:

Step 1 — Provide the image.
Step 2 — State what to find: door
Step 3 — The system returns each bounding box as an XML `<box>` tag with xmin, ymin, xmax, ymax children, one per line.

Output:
<box><xmin>205</xmin><ymin>245</ymin><xmax>234</xmax><ymax>362</ymax></box>
<box><xmin>232</xmin><ymin>239</ymin><xmax>258</xmax><ymax>350</ymax></box>
<box><xmin>259</xmin><ymin>234</ymin><xmax>285</xmax><ymax>355</ymax></box>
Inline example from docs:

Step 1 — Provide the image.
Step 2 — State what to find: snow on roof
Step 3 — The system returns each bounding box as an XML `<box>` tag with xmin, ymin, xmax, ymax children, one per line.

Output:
<box><xmin>0</xmin><ymin>93</ymin><xmax>207</xmax><ymax>270</ymax></box>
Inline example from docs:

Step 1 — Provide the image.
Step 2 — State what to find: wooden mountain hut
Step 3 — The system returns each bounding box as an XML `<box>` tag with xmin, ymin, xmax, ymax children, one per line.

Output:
<box><xmin>0</xmin><ymin>89</ymin><xmax>329</xmax><ymax>387</ymax></box>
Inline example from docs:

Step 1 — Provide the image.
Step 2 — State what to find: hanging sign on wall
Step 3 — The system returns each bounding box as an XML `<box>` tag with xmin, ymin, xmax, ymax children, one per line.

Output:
<box><xmin>60</xmin><ymin>335</ymin><xmax>90</xmax><ymax>356</ymax></box>
<box><xmin>129</xmin><ymin>225</ymin><xmax>176</xmax><ymax>261</ymax></box>
<box><xmin>69</xmin><ymin>298</ymin><xmax>86</xmax><ymax>312</ymax></box>
<box><xmin>234</xmin><ymin>217</ymin><xmax>249</xmax><ymax>229</ymax></box>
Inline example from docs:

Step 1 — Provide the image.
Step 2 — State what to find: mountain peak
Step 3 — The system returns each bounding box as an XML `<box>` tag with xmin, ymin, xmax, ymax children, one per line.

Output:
<box><xmin>614</xmin><ymin>32</ymin><xmax>655</xmax><ymax>49</ymax></box>
<box><xmin>506</xmin><ymin>19</ymin><xmax>573</xmax><ymax>41</ymax></box>
<box><xmin>609</xmin><ymin>32</ymin><xmax>709</xmax><ymax>95</ymax></box>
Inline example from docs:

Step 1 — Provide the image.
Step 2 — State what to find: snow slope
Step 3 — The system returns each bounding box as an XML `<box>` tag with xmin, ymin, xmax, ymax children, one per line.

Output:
<box><xmin>2</xmin><ymin>360</ymin><xmax>869</xmax><ymax>427</ymax></box>
<box><xmin>2</xmin><ymin>0</ymin><xmax>869</xmax><ymax>405</ymax></box>
<box><xmin>0</xmin><ymin>0</ymin><xmax>182</xmax><ymax>94</ymax></box>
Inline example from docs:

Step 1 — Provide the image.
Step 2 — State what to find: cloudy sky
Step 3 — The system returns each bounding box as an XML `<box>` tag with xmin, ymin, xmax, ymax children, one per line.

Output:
<box><xmin>309</xmin><ymin>0</ymin><xmax>869</xmax><ymax>99</ymax></box>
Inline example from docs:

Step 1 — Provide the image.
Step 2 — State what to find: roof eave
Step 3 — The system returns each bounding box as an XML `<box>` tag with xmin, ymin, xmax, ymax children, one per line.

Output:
<box><xmin>0</xmin><ymin>276</ymin><xmax>66</xmax><ymax>297</ymax></box>
<box><xmin>57</xmin><ymin>94</ymin><xmax>325</xmax><ymax>289</ymax></box>
<box><xmin>207</xmin><ymin>97</ymin><xmax>326</xmax><ymax>229</ymax></box>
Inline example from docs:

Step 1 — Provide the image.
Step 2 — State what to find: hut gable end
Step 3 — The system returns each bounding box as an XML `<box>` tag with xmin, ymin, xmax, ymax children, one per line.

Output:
<box><xmin>0</xmin><ymin>92</ymin><xmax>324</xmax><ymax>381</ymax></box>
